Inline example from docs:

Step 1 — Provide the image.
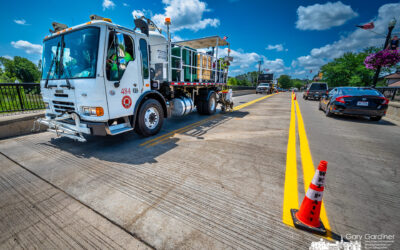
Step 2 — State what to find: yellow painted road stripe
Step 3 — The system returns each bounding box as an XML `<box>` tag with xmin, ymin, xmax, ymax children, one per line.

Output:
<box><xmin>141</xmin><ymin>93</ymin><xmax>277</xmax><ymax>147</ymax></box>
<box><xmin>282</xmin><ymin>94</ymin><xmax>298</xmax><ymax>226</ymax></box>
<box><xmin>294</xmin><ymin>99</ymin><xmax>332</xmax><ymax>240</ymax></box>
<box><xmin>140</xmin><ymin>115</ymin><xmax>219</xmax><ymax>146</ymax></box>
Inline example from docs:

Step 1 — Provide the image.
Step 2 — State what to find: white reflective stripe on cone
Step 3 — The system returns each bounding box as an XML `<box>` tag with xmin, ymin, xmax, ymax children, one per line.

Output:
<box><xmin>306</xmin><ymin>189</ymin><xmax>324</xmax><ymax>201</ymax></box>
<box><xmin>311</xmin><ymin>170</ymin><xmax>325</xmax><ymax>186</ymax></box>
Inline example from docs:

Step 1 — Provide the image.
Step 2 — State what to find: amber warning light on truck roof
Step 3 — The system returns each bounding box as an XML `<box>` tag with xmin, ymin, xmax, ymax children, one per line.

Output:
<box><xmin>165</xmin><ymin>17</ymin><xmax>171</xmax><ymax>25</ymax></box>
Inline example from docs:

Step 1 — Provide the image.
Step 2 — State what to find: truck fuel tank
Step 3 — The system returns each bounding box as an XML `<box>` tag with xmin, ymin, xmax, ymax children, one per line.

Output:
<box><xmin>171</xmin><ymin>97</ymin><xmax>194</xmax><ymax>117</ymax></box>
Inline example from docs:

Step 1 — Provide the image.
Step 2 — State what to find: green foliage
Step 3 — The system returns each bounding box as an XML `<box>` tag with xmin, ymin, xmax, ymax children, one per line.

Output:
<box><xmin>278</xmin><ymin>75</ymin><xmax>292</xmax><ymax>89</ymax></box>
<box><xmin>227</xmin><ymin>77</ymin><xmax>238</xmax><ymax>86</ymax></box>
<box><xmin>320</xmin><ymin>51</ymin><xmax>375</xmax><ymax>87</ymax></box>
<box><xmin>292</xmin><ymin>78</ymin><xmax>306</xmax><ymax>89</ymax></box>
<box><xmin>0</xmin><ymin>56</ymin><xmax>41</xmax><ymax>83</ymax></box>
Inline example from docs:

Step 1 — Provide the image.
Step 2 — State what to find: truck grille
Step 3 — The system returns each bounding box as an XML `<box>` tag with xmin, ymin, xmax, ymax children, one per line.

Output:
<box><xmin>52</xmin><ymin>101</ymin><xmax>75</xmax><ymax>113</ymax></box>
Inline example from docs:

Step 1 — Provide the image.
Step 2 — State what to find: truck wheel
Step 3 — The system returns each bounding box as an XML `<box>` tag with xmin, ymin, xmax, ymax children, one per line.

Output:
<box><xmin>135</xmin><ymin>99</ymin><xmax>164</xmax><ymax>136</ymax></box>
<box><xmin>197</xmin><ymin>91</ymin><xmax>216</xmax><ymax>115</ymax></box>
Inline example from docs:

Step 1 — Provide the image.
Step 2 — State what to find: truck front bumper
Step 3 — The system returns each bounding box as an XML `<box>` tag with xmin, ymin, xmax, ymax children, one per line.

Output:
<box><xmin>37</xmin><ymin>113</ymin><xmax>92</xmax><ymax>142</ymax></box>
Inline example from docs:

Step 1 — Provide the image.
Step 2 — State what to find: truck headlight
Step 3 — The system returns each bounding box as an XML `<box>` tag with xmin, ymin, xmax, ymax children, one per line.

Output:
<box><xmin>81</xmin><ymin>106</ymin><xmax>104</xmax><ymax>117</ymax></box>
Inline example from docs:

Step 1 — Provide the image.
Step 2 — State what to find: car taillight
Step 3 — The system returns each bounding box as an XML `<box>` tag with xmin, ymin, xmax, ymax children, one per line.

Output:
<box><xmin>326</xmin><ymin>91</ymin><xmax>329</xmax><ymax>94</ymax></box>
<box><xmin>307</xmin><ymin>90</ymin><xmax>309</xmax><ymax>94</ymax></box>
<box><xmin>335</xmin><ymin>95</ymin><xmax>352</xmax><ymax>103</ymax></box>
<box><xmin>380</xmin><ymin>97</ymin><xmax>389</xmax><ymax>105</ymax></box>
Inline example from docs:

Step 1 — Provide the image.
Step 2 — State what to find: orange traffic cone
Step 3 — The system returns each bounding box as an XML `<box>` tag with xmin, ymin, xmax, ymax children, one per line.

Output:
<box><xmin>291</xmin><ymin>160</ymin><xmax>328</xmax><ymax>235</ymax></box>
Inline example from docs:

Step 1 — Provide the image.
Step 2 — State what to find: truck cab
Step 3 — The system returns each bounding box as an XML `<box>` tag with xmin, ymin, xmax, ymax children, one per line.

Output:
<box><xmin>39</xmin><ymin>20</ymin><xmax>160</xmax><ymax>141</ymax></box>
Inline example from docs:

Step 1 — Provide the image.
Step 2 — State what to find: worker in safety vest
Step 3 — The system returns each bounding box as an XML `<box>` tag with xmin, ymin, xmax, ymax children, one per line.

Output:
<box><xmin>218</xmin><ymin>58</ymin><xmax>228</xmax><ymax>82</ymax></box>
<box><xmin>106</xmin><ymin>33</ymin><xmax>133</xmax><ymax>80</ymax></box>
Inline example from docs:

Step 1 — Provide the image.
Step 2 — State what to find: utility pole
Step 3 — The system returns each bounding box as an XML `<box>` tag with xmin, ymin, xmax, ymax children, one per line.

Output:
<box><xmin>256</xmin><ymin>59</ymin><xmax>263</xmax><ymax>86</ymax></box>
<box><xmin>372</xmin><ymin>18</ymin><xmax>397</xmax><ymax>88</ymax></box>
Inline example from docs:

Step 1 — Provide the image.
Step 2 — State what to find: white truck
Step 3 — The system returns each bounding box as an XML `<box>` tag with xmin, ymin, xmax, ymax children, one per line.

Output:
<box><xmin>36</xmin><ymin>15</ymin><xmax>233</xmax><ymax>142</ymax></box>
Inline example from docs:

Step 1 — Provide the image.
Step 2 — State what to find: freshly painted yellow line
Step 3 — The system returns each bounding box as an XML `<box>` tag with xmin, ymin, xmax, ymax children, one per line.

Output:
<box><xmin>282</xmin><ymin>94</ymin><xmax>298</xmax><ymax>226</ymax></box>
<box><xmin>294</xmin><ymin>99</ymin><xmax>332</xmax><ymax>240</ymax></box>
<box><xmin>141</xmin><ymin>93</ymin><xmax>277</xmax><ymax>147</ymax></box>
<box><xmin>144</xmin><ymin>115</ymin><xmax>222</xmax><ymax>148</ymax></box>
<box><xmin>140</xmin><ymin>115</ymin><xmax>219</xmax><ymax>146</ymax></box>
<box><xmin>232</xmin><ymin>93</ymin><xmax>277</xmax><ymax>111</ymax></box>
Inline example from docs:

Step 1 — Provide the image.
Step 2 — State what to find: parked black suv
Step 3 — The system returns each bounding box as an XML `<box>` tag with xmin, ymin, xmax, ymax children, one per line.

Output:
<box><xmin>303</xmin><ymin>82</ymin><xmax>328</xmax><ymax>100</ymax></box>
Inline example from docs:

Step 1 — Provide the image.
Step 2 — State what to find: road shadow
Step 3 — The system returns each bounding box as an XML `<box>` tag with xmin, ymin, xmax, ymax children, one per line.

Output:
<box><xmin>329</xmin><ymin>114</ymin><xmax>396</xmax><ymax>126</ymax></box>
<box><xmin>42</xmin><ymin>110</ymin><xmax>249</xmax><ymax>165</ymax></box>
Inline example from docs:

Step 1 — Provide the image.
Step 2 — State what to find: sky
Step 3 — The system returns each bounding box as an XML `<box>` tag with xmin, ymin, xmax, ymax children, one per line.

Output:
<box><xmin>1</xmin><ymin>0</ymin><xmax>400</xmax><ymax>79</ymax></box>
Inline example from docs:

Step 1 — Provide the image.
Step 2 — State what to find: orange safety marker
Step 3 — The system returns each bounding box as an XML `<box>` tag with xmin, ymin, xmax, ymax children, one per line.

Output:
<box><xmin>294</xmin><ymin>94</ymin><xmax>296</xmax><ymax>100</ymax></box>
<box><xmin>291</xmin><ymin>160</ymin><xmax>328</xmax><ymax>235</ymax></box>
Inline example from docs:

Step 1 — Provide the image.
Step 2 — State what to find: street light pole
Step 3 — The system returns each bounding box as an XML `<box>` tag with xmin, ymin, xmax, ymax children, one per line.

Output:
<box><xmin>256</xmin><ymin>60</ymin><xmax>263</xmax><ymax>86</ymax></box>
<box><xmin>372</xmin><ymin>18</ymin><xmax>397</xmax><ymax>88</ymax></box>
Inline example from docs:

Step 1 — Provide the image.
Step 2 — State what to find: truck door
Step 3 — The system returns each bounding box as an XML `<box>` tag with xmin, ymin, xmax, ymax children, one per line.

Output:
<box><xmin>104</xmin><ymin>30</ymin><xmax>142</xmax><ymax>119</ymax></box>
<box><xmin>138</xmin><ymin>38</ymin><xmax>151</xmax><ymax>93</ymax></box>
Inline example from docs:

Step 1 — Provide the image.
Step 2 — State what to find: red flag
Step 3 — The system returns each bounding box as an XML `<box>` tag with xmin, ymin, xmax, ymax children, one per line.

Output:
<box><xmin>223</xmin><ymin>36</ymin><xmax>228</xmax><ymax>40</ymax></box>
<box><xmin>356</xmin><ymin>22</ymin><xmax>374</xmax><ymax>30</ymax></box>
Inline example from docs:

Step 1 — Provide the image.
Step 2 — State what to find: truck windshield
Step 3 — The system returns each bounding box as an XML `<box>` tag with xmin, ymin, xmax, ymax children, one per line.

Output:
<box><xmin>41</xmin><ymin>27</ymin><xmax>100</xmax><ymax>80</ymax></box>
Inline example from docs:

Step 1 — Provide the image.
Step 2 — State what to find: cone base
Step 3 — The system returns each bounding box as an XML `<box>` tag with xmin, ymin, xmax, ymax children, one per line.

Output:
<box><xmin>290</xmin><ymin>209</ymin><xmax>327</xmax><ymax>236</ymax></box>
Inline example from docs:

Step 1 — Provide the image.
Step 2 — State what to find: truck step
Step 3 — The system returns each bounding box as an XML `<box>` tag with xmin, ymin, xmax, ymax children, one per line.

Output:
<box><xmin>108</xmin><ymin>123</ymin><xmax>133</xmax><ymax>135</ymax></box>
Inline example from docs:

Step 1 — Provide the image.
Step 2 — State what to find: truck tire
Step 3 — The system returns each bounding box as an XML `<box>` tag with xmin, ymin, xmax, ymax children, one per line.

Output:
<box><xmin>135</xmin><ymin>99</ymin><xmax>164</xmax><ymax>136</ymax></box>
<box><xmin>197</xmin><ymin>91</ymin><xmax>217</xmax><ymax>115</ymax></box>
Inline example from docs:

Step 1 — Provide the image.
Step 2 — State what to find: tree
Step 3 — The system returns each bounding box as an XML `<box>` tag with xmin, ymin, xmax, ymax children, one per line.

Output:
<box><xmin>278</xmin><ymin>75</ymin><xmax>292</xmax><ymax>89</ymax></box>
<box><xmin>0</xmin><ymin>56</ymin><xmax>41</xmax><ymax>83</ymax></box>
<box><xmin>227</xmin><ymin>77</ymin><xmax>238</xmax><ymax>86</ymax></box>
<box><xmin>320</xmin><ymin>52</ymin><xmax>374</xmax><ymax>87</ymax></box>
<box><xmin>292</xmin><ymin>78</ymin><xmax>305</xmax><ymax>89</ymax></box>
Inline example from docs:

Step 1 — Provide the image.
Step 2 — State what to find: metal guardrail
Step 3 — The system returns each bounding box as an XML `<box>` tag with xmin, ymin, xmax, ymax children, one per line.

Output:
<box><xmin>376</xmin><ymin>87</ymin><xmax>400</xmax><ymax>101</ymax></box>
<box><xmin>0</xmin><ymin>83</ymin><xmax>45</xmax><ymax>113</ymax></box>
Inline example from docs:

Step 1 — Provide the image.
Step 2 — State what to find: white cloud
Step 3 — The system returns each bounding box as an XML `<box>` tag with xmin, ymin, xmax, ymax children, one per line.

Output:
<box><xmin>293</xmin><ymin>55</ymin><xmax>326</xmax><ymax>71</ymax></box>
<box><xmin>171</xmin><ymin>34</ymin><xmax>184</xmax><ymax>42</ymax></box>
<box><xmin>266</xmin><ymin>44</ymin><xmax>287</xmax><ymax>52</ymax></box>
<box><xmin>132</xmin><ymin>10</ymin><xmax>145</xmax><ymax>18</ymax></box>
<box><xmin>151</xmin><ymin>0</ymin><xmax>220</xmax><ymax>32</ymax></box>
<box><xmin>123</xmin><ymin>3</ymin><xmax>129</xmax><ymax>7</ymax></box>
<box><xmin>2</xmin><ymin>55</ymin><xmax>13</xmax><ymax>60</ymax></box>
<box><xmin>293</xmin><ymin>3</ymin><xmax>400</xmax><ymax>73</ymax></box>
<box><xmin>263</xmin><ymin>58</ymin><xmax>287</xmax><ymax>73</ymax></box>
<box><xmin>294</xmin><ymin>70</ymin><xmax>306</xmax><ymax>75</ymax></box>
<box><xmin>218</xmin><ymin>48</ymin><xmax>288</xmax><ymax>76</ymax></box>
<box><xmin>11</xmin><ymin>40</ymin><xmax>42</xmax><ymax>55</ymax></box>
<box><xmin>14</xmin><ymin>19</ymin><xmax>29</xmax><ymax>25</ymax></box>
<box><xmin>296</xmin><ymin>1</ymin><xmax>358</xmax><ymax>31</ymax></box>
<box><xmin>102</xmin><ymin>0</ymin><xmax>115</xmax><ymax>10</ymax></box>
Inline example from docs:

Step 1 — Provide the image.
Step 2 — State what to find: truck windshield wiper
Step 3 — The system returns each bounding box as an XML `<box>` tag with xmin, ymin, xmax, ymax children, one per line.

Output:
<box><xmin>44</xmin><ymin>41</ymin><xmax>61</xmax><ymax>88</ymax></box>
<box><xmin>59</xmin><ymin>36</ymin><xmax>72</xmax><ymax>89</ymax></box>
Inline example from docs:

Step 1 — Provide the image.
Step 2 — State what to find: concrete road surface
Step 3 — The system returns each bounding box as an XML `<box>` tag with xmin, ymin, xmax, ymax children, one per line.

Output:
<box><xmin>0</xmin><ymin>92</ymin><xmax>399</xmax><ymax>249</ymax></box>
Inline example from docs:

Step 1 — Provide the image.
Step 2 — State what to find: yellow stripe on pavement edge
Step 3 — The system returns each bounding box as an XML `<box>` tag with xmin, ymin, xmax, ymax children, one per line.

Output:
<box><xmin>282</xmin><ymin>95</ymin><xmax>298</xmax><ymax>226</ymax></box>
<box><xmin>141</xmin><ymin>93</ymin><xmax>278</xmax><ymax>148</ymax></box>
<box><xmin>294</xmin><ymin>100</ymin><xmax>332</xmax><ymax>240</ymax></box>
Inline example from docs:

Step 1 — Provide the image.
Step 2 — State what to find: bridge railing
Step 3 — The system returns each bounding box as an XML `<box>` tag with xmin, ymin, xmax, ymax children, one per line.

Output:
<box><xmin>0</xmin><ymin>83</ymin><xmax>45</xmax><ymax>114</ymax></box>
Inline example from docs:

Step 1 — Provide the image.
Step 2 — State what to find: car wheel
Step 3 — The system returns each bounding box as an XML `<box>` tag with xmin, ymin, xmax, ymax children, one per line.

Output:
<box><xmin>325</xmin><ymin>104</ymin><xmax>332</xmax><ymax>117</ymax></box>
<box><xmin>370</xmin><ymin>116</ymin><xmax>382</xmax><ymax>121</ymax></box>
